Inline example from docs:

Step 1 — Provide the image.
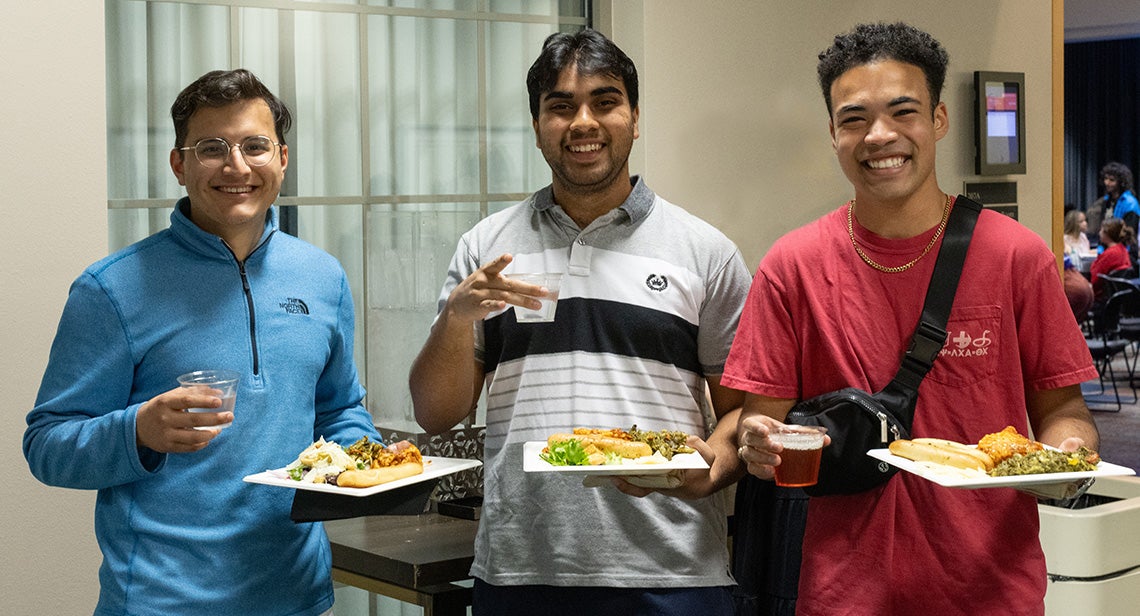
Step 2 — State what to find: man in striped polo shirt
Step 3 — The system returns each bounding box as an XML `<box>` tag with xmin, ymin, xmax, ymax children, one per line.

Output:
<box><xmin>410</xmin><ymin>28</ymin><xmax>752</xmax><ymax>616</ymax></box>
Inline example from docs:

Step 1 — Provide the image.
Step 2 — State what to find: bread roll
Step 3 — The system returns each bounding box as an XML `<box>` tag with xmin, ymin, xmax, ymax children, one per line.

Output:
<box><xmin>336</xmin><ymin>461</ymin><xmax>424</xmax><ymax>488</ymax></box>
<box><xmin>888</xmin><ymin>439</ymin><xmax>990</xmax><ymax>471</ymax></box>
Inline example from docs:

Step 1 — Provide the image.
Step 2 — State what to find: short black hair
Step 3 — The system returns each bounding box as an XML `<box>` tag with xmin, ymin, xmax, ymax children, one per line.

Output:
<box><xmin>817</xmin><ymin>22</ymin><xmax>949</xmax><ymax>116</ymax></box>
<box><xmin>526</xmin><ymin>28</ymin><xmax>638</xmax><ymax>120</ymax></box>
<box><xmin>1101</xmin><ymin>162</ymin><xmax>1134</xmax><ymax>192</ymax></box>
<box><xmin>171</xmin><ymin>69</ymin><xmax>292</xmax><ymax>149</ymax></box>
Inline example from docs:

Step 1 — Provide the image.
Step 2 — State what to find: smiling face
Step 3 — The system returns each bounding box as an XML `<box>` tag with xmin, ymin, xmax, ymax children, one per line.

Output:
<box><xmin>828</xmin><ymin>59</ymin><xmax>947</xmax><ymax>208</ymax></box>
<box><xmin>533</xmin><ymin>65</ymin><xmax>639</xmax><ymax>203</ymax></box>
<box><xmin>170</xmin><ymin>98</ymin><xmax>288</xmax><ymax>256</ymax></box>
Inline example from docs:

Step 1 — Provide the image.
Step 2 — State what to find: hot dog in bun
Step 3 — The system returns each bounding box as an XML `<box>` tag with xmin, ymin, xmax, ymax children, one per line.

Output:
<box><xmin>285</xmin><ymin>437</ymin><xmax>424</xmax><ymax>488</ymax></box>
<box><xmin>888</xmin><ymin>438</ymin><xmax>992</xmax><ymax>471</ymax></box>
<box><xmin>338</xmin><ymin>439</ymin><xmax>424</xmax><ymax>488</ymax></box>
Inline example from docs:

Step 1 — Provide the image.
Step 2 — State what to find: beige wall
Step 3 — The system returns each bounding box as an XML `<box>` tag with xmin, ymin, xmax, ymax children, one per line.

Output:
<box><xmin>4</xmin><ymin>1</ymin><xmax>1057</xmax><ymax>613</ymax></box>
<box><xmin>2</xmin><ymin>1</ymin><xmax>107</xmax><ymax>613</ymax></box>
<box><xmin>605</xmin><ymin>0</ymin><xmax>1057</xmax><ymax>271</ymax></box>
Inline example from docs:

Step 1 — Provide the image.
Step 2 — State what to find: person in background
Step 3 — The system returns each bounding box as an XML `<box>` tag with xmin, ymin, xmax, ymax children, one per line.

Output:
<box><xmin>1090</xmin><ymin>217</ymin><xmax>1135</xmax><ymax>299</ymax></box>
<box><xmin>1087</xmin><ymin>161</ymin><xmax>1139</xmax><ymax>239</ymax></box>
<box><xmin>24</xmin><ymin>69</ymin><xmax>379</xmax><ymax>616</ymax></box>
<box><xmin>1063</xmin><ymin>254</ymin><xmax>1094</xmax><ymax>323</ymax></box>
<box><xmin>726</xmin><ymin>22</ymin><xmax>1098</xmax><ymax>615</ymax></box>
<box><xmin>408</xmin><ymin>28</ymin><xmax>751</xmax><ymax>616</ymax></box>
<box><xmin>1064</xmin><ymin>209</ymin><xmax>1094</xmax><ymax>263</ymax></box>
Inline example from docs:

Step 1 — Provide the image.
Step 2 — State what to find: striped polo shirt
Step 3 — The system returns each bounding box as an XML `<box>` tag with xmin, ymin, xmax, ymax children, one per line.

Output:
<box><xmin>437</xmin><ymin>177</ymin><xmax>751</xmax><ymax>588</ymax></box>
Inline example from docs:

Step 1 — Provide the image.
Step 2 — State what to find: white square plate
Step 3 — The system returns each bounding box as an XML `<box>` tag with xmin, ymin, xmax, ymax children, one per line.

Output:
<box><xmin>866</xmin><ymin>448</ymin><xmax>1134</xmax><ymax>489</ymax></box>
<box><xmin>242</xmin><ymin>456</ymin><xmax>482</xmax><ymax>497</ymax></box>
<box><xmin>522</xmin><ymin>441</ymin><xmax>709</xmax><ymax>475</ymax></box>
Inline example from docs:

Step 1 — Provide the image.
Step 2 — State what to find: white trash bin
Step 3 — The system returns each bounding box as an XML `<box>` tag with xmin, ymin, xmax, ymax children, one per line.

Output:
<box><xmin>1039</xmin><ymin>476</ymin><xmax>1140</xmax><ymax>615</ymax></box>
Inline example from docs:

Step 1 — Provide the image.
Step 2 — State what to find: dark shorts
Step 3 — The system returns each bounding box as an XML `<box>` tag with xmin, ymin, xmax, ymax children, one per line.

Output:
<box><xmin>472</xmin><ymin>578</ymin><xmax>735</xmax><ymax>616</ymax></box>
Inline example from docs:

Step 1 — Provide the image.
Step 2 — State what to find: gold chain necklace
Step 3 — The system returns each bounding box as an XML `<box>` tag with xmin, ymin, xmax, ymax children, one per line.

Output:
<box><xmin>847</xmin><ymin>194</ymin><xmax>951</xmax><ymax>273</ymax></box>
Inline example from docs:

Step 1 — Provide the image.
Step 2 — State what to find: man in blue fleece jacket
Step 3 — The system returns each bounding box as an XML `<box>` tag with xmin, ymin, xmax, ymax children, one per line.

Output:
<box><xmin>24</xmin><ymin>69</ymin><xmax>379</xmax><ymax>616</ymax></box>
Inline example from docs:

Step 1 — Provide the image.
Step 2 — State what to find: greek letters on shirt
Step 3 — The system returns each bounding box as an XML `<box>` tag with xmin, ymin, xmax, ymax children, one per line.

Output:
<box><xmin>925</xmin><ymin>304</ymin><xmax>1001</xmax><ymax>387</ymax></box>
<box><xmin>943</xmin><ymin>328</ymin><xmax>992</xmax><ymax>358</ymax></box>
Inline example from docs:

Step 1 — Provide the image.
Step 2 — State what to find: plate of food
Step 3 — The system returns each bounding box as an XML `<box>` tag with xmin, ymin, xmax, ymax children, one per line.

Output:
<box><xmin>867</xmin><ymin>426</ymin><xmax>1135</xmax><ymax>489</ymax></box>
<box><xmin>523</xmin><ymin>427</ymin><xmax>709</xmax><ymax>488</ymax></box>
<box><xmin>243</xmin><ymin>436</ymin><xmax>482</xmax><ymax>497</ymax></box>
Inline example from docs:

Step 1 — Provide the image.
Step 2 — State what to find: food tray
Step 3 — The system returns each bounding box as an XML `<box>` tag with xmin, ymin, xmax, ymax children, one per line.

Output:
<box><xmin>243</xmin><ymin>456</ymin><xmax>482</xmax><ymax>497</ymax></box>
<box><xmin>522</xmin><ymin>441</ymin><xmax>708</xmax><ymax>475</ymax></box>
<box><xmin>867</xmin><ymin>448</ymin><xmax>1134</xmax><ymax>489</ymax></box>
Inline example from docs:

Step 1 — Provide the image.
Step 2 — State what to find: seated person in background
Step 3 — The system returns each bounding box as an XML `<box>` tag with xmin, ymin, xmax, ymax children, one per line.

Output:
<box><xmin>1063</xmin><ymin>209</ymin><xmax>1094</xmax><ymax>262</ymax></box>
<box><xmin>1063</xmin><ymin>254</ymin><xmax>1094</xmax><ymax>322</ymax></box>
<box><xmin>1089</xmin><ymin>217</ymin><xmax>1135</xmax><ymax>299</ymax></box>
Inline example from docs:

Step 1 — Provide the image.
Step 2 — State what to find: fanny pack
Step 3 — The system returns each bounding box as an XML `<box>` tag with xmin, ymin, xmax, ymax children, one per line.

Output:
<box><xmin>786</xmin><ymin>196</ymin><xmax>982</xmax><ymax>496</ymax></box>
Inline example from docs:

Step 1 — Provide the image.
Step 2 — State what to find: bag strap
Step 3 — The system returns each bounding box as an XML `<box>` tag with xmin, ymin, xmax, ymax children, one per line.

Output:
<box><xmin>883</xmin><ymin>195</ymin><xmax>983</xmax><ymax>397</ymax></box>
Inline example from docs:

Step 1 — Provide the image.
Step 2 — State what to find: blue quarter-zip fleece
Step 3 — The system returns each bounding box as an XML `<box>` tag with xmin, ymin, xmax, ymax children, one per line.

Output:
<box><xmin>25</xmin><ymin>198</ymin><xmax>379</xmax><ymax>616</ymax></box>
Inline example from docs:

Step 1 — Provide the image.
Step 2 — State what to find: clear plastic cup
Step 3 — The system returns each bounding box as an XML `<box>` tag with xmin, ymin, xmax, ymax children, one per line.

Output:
<box><xmin>771</xmin><ymin>425</ymin><xmax>827</xmax><ymax>487</ymax></box>
<box><xmin>177</xmin><ymin>370</ymin><xmax>240</xmax><ymax>430</ymax></box>
<box><xmin>507</xmin><ymin>273</ymin><xmax>563</xmax><ymax>323</ymax></box>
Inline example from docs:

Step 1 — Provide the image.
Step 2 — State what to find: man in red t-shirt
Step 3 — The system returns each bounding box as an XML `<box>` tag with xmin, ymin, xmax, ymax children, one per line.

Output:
<box><xmin>724</xmin><ymin>23</ymin><xmax>1099</xmax><ymax>616</ymax></box>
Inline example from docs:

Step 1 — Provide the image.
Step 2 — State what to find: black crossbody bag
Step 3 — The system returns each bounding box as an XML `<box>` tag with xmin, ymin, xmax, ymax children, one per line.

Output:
<box><xmin>785</xmin><ymin>195</ymin><xmax>982</xmax><ymax>496</ymax></box>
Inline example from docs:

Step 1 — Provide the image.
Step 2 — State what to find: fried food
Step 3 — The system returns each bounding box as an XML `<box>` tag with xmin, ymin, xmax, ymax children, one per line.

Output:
<box><xmin>546</xmin><ymin>432</ymin><xmax>653</xmax><ymax>461</ymax></box>
<box><xmin>541</xmin><ymin>426</ymin><xmax>698</xmax><ymax>466</ymax></box>
<box><xmin>976</xmin><ymin>426</ymin><xmax>1043</xmax><ymax>465</ymax></box>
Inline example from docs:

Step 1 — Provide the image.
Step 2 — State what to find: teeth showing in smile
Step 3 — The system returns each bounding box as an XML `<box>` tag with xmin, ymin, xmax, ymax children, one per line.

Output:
<box><xmin>866</xmin><ymin>156</ymin><xmax>906</xmax><ymax>169</ymax></box>
<box><xmin>568</xmin><ymin>143</ymin><xmax>602</xmax><ymax>153</ymax></box>
<box><xmin>219</xmin><ymin>186</ymin><xmax>254</xmax><ymax>194</ymax></box>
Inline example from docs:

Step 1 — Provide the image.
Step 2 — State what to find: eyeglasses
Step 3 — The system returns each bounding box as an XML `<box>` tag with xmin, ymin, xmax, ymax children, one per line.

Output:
<box><xmin>178</xmin><ymin>135</ymin><xmax>280</xmax><ymax>168</ymax></box>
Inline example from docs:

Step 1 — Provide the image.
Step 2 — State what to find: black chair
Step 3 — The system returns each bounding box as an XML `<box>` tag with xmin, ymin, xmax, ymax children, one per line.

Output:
<box><xmin>1085</xmin><ymin>289</ymin><xmax>1136</xmax><ymax>412</ymax></box>
<box><xmin>1101</xmin><ymin>276</ymin><xmax>1140</xmax><ymax>384</ymax></box>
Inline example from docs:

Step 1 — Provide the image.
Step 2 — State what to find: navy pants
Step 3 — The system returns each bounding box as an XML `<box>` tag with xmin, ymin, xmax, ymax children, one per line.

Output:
<box><xmin>473</xmin><ymin>578</ymin><xmax>735</xmax><ymax>616</ymax></box>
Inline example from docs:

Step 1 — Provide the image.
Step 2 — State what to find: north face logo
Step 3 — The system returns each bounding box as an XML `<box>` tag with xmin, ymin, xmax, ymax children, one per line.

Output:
<box><xmin>280</xmin><ymin>298</ymin><xmax>310</xmax><ymax>315</ymax></box>
<box><xmin>646</xmin><ymin>274</ymin><xmax>668</xmax><ymax>292</ymax></box>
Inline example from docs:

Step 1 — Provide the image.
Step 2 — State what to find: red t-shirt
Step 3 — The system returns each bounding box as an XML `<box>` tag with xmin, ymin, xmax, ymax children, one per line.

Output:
<box><xmin>723</xmin><ymin>201</ymin><xmax>1097</xmax><ymax>616</ymax></box>
<box><xmin>1089</xmin><ymin>241</ymin><xmax>1131</xmax><ymax>296</ymax></box>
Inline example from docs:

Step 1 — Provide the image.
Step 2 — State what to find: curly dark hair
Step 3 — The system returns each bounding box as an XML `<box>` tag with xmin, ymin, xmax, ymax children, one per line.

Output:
<box><xmin>816</xmin><ymin>22</ymin><xmax>949</xmax><ymax>116</ymax></box>
<box><xmin>526</xmin><ymin>28</ymin><xmax>638</xmax><ymax>121</ymax></box>
<box><xmin>171</xmin><ymin>69</ymin><xmax>293</xmax><ymax>149</ymax></box>
<box><xmin>1100</xmin><ymin>162</ymin><xmax>1134</xmax><ymax>193</ymax></box>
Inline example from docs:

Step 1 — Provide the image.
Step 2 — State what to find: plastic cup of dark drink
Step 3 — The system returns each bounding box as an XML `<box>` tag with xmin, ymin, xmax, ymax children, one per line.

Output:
<box><xmin>771</xmin><ymin>425</ymin><xmax>827</xmax><ymax>487</ymax></box>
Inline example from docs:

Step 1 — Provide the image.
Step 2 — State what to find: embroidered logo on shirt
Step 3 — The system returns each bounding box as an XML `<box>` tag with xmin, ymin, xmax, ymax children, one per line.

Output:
<box><xmin>280</xmin><ymin>297</ymin><xmax>310</xmax><ymax>315</ymax></box>
<box><xmin>646</xmin><ymin>274</ymin><xmax>669</xmax><ymax>292</ymax></box>
<box><xmin>942</xmin><ymin>329</ymin><xmax>992</xmax><ymax>358</ymax></box>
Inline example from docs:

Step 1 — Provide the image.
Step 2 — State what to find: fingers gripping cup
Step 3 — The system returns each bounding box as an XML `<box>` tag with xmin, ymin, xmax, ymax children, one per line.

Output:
<box><xmin>507</xmin><ymin>273</ymin><xmax>563</xmax><ymax>323</ymax></box>
<box><xmin>177</xmin><ymin>370</ymin><xmax>240</xmax><ymax>430</ymax></box>
<box><xmin>771</xmin><ymin>425</ymin><xmax>827</xmax><ymax>487</ymax></box>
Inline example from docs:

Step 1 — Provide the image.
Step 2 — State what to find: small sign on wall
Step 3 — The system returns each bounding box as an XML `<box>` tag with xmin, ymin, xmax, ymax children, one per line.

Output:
<box><xmin>963</xmin><ymin>181</ymin><xmax>1017</xmax><ymax>220</ymax></box>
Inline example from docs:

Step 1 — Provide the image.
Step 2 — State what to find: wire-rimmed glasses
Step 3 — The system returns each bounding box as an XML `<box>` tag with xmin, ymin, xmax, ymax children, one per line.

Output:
<box><xmin>177</xmin><ymin>135</ymin><xmax>280</xmax><ymax>168</ymax></box>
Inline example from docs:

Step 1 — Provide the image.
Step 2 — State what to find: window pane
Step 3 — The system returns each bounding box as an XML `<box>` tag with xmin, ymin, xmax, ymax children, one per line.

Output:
<box><xmin>366</xmin><ymin>203</ymin><xmax>480</xmax><ymax>426</ymax></box>
<box><xmin>366</xmin><ymin>1</ymin><xmax>478</xmax><ymax>9</ymax></box>
<box><xmin>489</xmin><ymin>0</ymin><xmax>558</xmax><ymax>16</ymax></box>
<box><xmin>108</xmin><ymin>207</ymin><xmax>175</xmax><ymax>252</ymax></box>
<box><xmin>559</xmin><ymin>0</ymin><xmax>586</xmax><ymax>17</ymax></box>
<box><xmin>486</xmin><ymin>21</ymin><xmax>555</xmax><ymax>194</ymax></box>
<box><xmin>106</xmin><ymin>0</ymin><xmax>229</xmax><ymax>201</ymax></box>
<box><xmin>295</xmin><ymin>204</ymin><xmax>366</xmax><ymax>370</ymax></box>
<box><xmin>369</xmin><ymin>15</ymin><xmax>479</xmax><ymax>196</ymax></box>
<box><xmin>293</xmin><ymin>10</ymin><xmax>363</xmax><ymax>197</ymax></box>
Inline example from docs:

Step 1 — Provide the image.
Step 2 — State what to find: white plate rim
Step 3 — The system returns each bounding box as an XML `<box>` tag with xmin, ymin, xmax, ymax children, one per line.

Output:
<box><xmin>522</xmin><ymin>440</ymin><xmax>709</xmax><ymax>475</ymax></box>
<box><xmin>867</xmin><ymin>448</ymin><xmax>1134</xmax><ymax>489</ymax></box>
<box><xmin>242</xmin><ymin>456</ymin><xmax>482</xmax><ymax>497</ymax></box>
